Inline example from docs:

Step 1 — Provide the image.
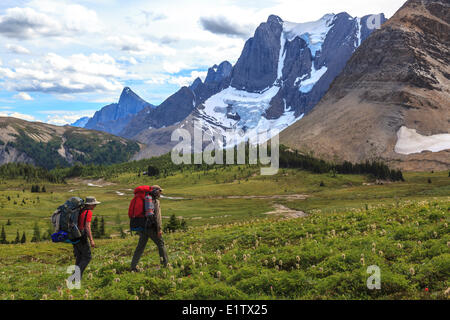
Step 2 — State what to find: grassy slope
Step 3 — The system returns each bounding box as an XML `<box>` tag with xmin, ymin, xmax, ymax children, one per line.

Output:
<box><xmin>0</xmin><ymin>167</ymin><xmax>448</xmax><ymax>299</ymax></box>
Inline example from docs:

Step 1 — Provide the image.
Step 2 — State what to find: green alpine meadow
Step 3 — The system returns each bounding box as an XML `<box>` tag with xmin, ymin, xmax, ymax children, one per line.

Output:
<box><xmin>0</xmin><ymin>157</ymin><xmax>448</xmax><ymax>300</ymax></box>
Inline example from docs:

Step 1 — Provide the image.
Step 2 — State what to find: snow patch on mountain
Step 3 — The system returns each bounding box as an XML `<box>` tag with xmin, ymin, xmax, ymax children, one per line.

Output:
<box><xmin>197</xmin><ymin>86</ymin><xmax>304</xmax><ymax>146</ymax></box>
<box><xmin>355</xmin><ymin>17</ymin><xmax>362</xmax><ymax>47</ymax></box>
<box><xmin>277</xmin><ymin>32</ymin><xmax>287</xmax><ymax>81</ymax></box>
<box><xmin>394</xmin><ymin>126</ymin><xmax>450</xmax><ymax>155</ymax></box>
<box><xmin>283</xmin><ymin>14</ymin><xmax>335</xmax><ymax>57</ymax></box>
<box><xmin>299</xmin><ymin>65</ymin><xmax>328</xmax><ymax>93</ymax></box>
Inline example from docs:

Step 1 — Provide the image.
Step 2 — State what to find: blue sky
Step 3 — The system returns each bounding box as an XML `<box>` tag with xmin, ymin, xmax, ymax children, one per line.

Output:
<box><xmin>0</xmin><ymin>0</ymin><xmax>407</xmax><ymax>125</ymax></box>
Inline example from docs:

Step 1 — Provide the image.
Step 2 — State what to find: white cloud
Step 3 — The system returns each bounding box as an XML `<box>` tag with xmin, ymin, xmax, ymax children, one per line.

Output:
<box><xmin>14</xmin><ymin>92</ymin><xmax>33</xmax><ymax>100</ymax></box>
<box><xmin>108</xmin><ymin>35</ymin><xmax>176</xmax><ymax>56</ymax></box>
<box><xmin>5</xmin><ymin>43</ymin><xmax>31</xmax><ymax>54</ymax></box>
<box><xmin>0</xmin><ymin>2</ymin><xmax>103</xmax><ymax>39</ymax></box>
<box><xmin>39</xmin><ymin>109</ymin><xmax>96</xmax><ymax>125</ymax></box>
<box><xmin>0</xmin><ymin>52</ymin><xmax>125</xmax><ymax>94</ymax></box>
<box><xmin>118</xmin><ymin>56</ymin><xmax>138</xmax><ymax>65</ymax></box>
<box><xmin>163</xmin><ymin>61</ymin><xmax>189</xmax><ymax>74</ymax></box>
<box><xmin>0</xmin><ymin>111</ymin><xmax>36</xmax><ymax>121</ymax></box>
<box><xmin>167</xmin><ymin>70</ymin><xmax>207</xmax><ymax>87</ymax></box>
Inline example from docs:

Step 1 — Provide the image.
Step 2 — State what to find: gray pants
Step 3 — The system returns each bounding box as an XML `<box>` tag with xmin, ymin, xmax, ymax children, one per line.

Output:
<box><xmin>131</xmin><ymin>228</ymin><xmax>168</xmax><ymax>269</ymax></box>
<box><xmin>73</xmin><ymin>236</ymin><xmax>91</xmax><ymax>278</ymax></box>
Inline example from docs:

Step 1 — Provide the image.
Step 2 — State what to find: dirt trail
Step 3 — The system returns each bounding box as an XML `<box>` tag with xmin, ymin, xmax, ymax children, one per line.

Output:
<box><xmin>263</xmin><ymin>204</ymin><xmax>307</xmax><ymax>219</ymax></box>
<box><xmin>208</xmin><ymin>194</ymin><xmax>308</xmax><ymax>200</ymax></box>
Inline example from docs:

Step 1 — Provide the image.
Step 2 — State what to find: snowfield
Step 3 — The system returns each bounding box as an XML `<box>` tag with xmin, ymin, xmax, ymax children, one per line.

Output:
<box><xmin>199</xmin><ymin>86</ymin><xmax>304</xmax><ymax>146</ymax></box>
<box><xmin>394</xmin><ymin>126</ymin><xmax>450</xmax><ymax>155</ymax></box>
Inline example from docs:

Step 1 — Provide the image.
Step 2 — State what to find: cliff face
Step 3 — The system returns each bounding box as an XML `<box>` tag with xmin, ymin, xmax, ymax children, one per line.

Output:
<box><xmin>281</xmin><ymin>0</ymin><xmax>450</xmax><ymax>171</ymax></box>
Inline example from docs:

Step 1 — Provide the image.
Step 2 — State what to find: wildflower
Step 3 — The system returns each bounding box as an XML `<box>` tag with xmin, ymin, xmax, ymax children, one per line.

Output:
<box><xmin>372</xmin><ymin>242</ymin><xmax>376</xmax><ymax>248</ymax></box>
<box><xmin>319</xmin><ymin>267</ymin><xmax>323</xmax><ymax>272</ymax></box>
<box><xmin>114</xmin><ymin>278</ymin><xmax>120</xmax><ymax>282</ymax></box>
<box><xmin>272</xmin><ymin>256</ymin><xmax>276</xmax><ymax>263</ymax></box>
<box><xmin>341</xmin><ymin>253</ymin><xmax>346</xmax><ymax>259</ymax></box>
<box><xmin>418</xmin><ymin>241</ymin><xmax>422</xmax><ymax>245</ymax></box>
<box><xmin>409</xmin><ymin>267</ymin><xmax>415</xmax><ymax>276</ymax></box>
<box><xmin>10</xmin><ymin>294</ymin><xmax>14</xmax><ymax>300</ymax></box>
<box><xmin>85</xmin><ymin>289</ymin><xmax>89</xmax><ymax>295</ymax></box>
<box><xmin>140</xmin><ymin>287</ymin><xmax>145</xmax><ymax>294</ymax></box>
<box><xmin>145</xmin><ymin>290</ymin><xmax>150</xmax><ymax>297</ymax></box>
<box><xmin>278</xmin><ymin>260</ymin><xmax>283</xmax><ymax>267</ymax></box>
<box><xmin>200</xmin><ymin>272</ymin><xmax>204</xmax><ymax>276</ymax></box>
<box><xmin>433</xmin><ymin>231</ymin><xmax>438</xmax><ymax>238</ymax></box>
<box><xmin>216</xmin><ymin>271</ymin><xmax>221</xmax><ymax>279</ymax></box>
<box><xmin>178</xmin><ymin>278</ymin><xmax>183</xmax><ymax>284</ymax></box>
<box><xmin>296</xmin><ymin>256</ymin><xmax>301</xmax><ymax>262</ymax></box>
<box><xmin>372</xmin><ymin>248</ymin><xmax>376</xmax><ymax>253</ymax></box>
<box><xmin>134</xmin><ymin>296</ymin><xmax>139</xmax><ymax>300</ymax></box>
<box><xmin>42</xmin><ymin>294</ymin><xmax>48</xmax><ymax>300</ymax></box>
<box><xmin>88</xmin><ymin>273</ymin><xmax>93</xmax><ymax>280</ymax></box>
<box><xmin>84</xmin><ymin>293</ymin><xmax>89</xmax><ymax>300</ymax></box>
<box><xmin>360</xmin><ymin>257</ymin><xmax>365</xmax><ymax>265</ymax></box>
<box><xmin>229</xmin><ymin>265</ymin><xmax>233</xmax><ymax>270</ymax></box>
<box><xmin>264</xmin><ymin>260</ymin><xmax>268</xmax><ymax>266</ymax></box>
<box><xmin>378</xmin><ymin>250</ymin><xmax>384</xmax><ymax>256</ymax></box>
<box><xmin>180</xmin><ymin>265</ymin><xmax>185</xmax><ymax>270</ymax></box>
<box><xmin>275</xmin><ymin>265</ymin><xmax>279</xmax><ymax>271</ymax></box>
<box><xmin>112</xmin><ymin>268</ymin><xmax>116</xmax><ymax>274</ymax></box>
<box><xmin>296</xmin><ymin>264</ymin><xmax>300</xmax><ymax>269</ymax></box>
<box><xmin>68</xmin><ymin>295</ymin><xmax>73</xmax><ymax>300</ymax></box>
<box><xmin>397</xmin><ymin>243</ymin><xmax>403</xmax><ymax>249</ymax></box>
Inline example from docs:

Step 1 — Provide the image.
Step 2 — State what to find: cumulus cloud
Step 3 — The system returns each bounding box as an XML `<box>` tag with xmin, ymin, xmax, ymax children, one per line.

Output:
<box><xmin>0</xmin><ymin>5</ymin><xmax>102</xmax><ymax>39</ymax></box>
<box><xmin>108</xmin><ymin>35</ymin><xmax>176</xmax><ymax>56</ymax></box>
<box><xmin>163</xmin><ymin>61</ymin><xmax>189</xmax><ymax>74</ymax></box>
<box><xmin>167</xmin><ymin>70</ymin><xmax>207</xmax><ymax>87</ymax></box>
<box><xmin>199</xmin><ymin>15</ymin><xmax>254</xmax><ymax>39</ymax></box>
<box><xmin>39</xmin><ymin>110</ymin><xmax>95</xmax><ymax>126</ymax></box>
<box><xmin>0</xmin><ymin>53</ymin><xmax>124</xmax><ymax>94</ymax></box>
<box><xmin>14</xmin><ymin>92</ymin><xmax>33</xmax><ymax>100</ymax></box>
<box><xmin>0</xmin><ymin>111</ymin><xmax>35</xmax><ymax>121</ymax></box>
<box><xmin>5</xmin><ymin>43</ymin><xmax>30</xmax><ymax>54</ymax></box>
<box><xmin>141</xmin><ymin>10</ymin><xmax>167</xmax><ymax>24</ymax></box>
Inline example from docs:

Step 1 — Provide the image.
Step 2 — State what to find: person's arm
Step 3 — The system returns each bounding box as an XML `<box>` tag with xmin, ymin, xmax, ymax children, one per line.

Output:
<box><xmin>85</xmin><ymin>221</ymin><xmax>95</xmax><ymax>247</ymax></box>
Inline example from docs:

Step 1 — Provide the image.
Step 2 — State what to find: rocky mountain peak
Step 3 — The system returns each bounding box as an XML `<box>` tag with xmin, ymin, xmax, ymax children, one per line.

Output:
<box><xmin>205</xmin><ymin>61</ymin><xmax>232</xmax><ymax>84</ymax></box>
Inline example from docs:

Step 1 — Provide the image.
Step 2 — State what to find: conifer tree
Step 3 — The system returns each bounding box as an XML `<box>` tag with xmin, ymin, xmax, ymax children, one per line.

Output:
<box><xmin>0</xmin><ymin>225</ymin><xmax>7</xmax><ymax>244</ymax></box>
<box><xmin>31</xmin><ymin>222</ymin><xmax>41</xmax><ymax>242</ymax></box>
<box><xmin>92</xmin><ymin>217</ymin><xmax>99</xmax><ymax>238</ymax></box>
<box><xmin>100</xmin><ymin>216</ymin><xmax>105</xmax><ymax>237</ymax></box>
<box><xmin>21</xmin><ymin>232</ymin><xmax>26</xmax><ymax>244</ymax></box>
<box><xmin>14</xmin><ymin>230</ymin><xmax>20</xmax><ymax>244</ymax></box>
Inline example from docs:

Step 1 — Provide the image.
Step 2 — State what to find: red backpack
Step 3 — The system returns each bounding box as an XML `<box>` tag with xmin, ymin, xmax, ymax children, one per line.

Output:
<box><xmin>128</xmin><ymin>185</ymin><xmax>154</xmax><ymax>218</ymax></box>
<box><xmin>129</xmin><ymin>185</ymin><xmax>154</xmax><ymax>231</ymax></box>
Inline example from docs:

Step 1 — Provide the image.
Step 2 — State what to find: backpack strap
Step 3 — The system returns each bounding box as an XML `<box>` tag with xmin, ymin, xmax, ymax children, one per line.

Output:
<box><xmin>81</xmin><ymin>209</ymin><xmax>89</xmax><ymax>231</ymax></box>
